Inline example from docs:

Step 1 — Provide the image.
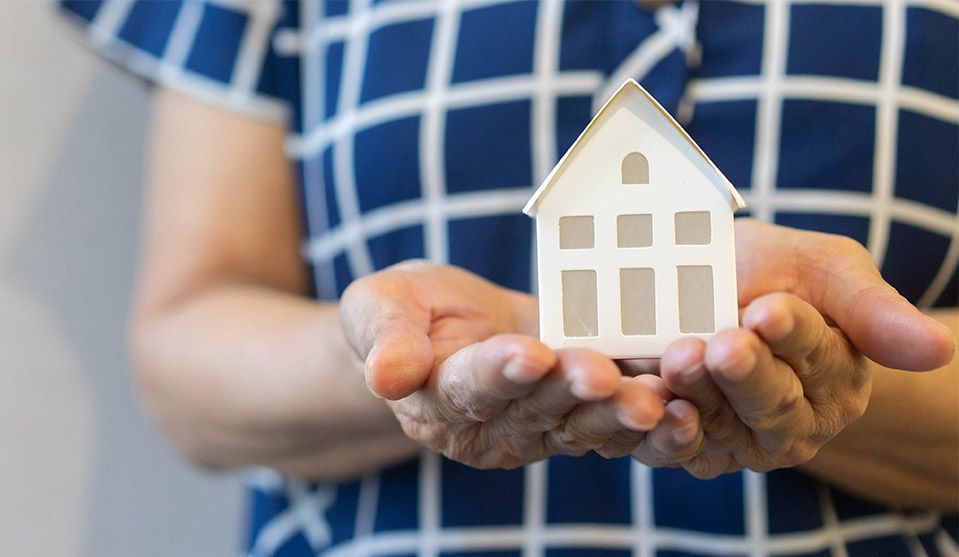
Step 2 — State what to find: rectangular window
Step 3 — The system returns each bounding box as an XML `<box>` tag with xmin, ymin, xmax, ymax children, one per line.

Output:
<box><xmin>675</xmin><ymin>211</ymin><xmax>711</xmax><ymax>245</ymax></box>
<box><xmin>559</xmin><ymin>216</ymin><xmax>594</xmax><ymax>249</ymax></box>
<box><xmin>562</xmin><ymin>270</ymin><xmax>598</xmax><ymax>337</ymax></box>
<box><xmin>617</xmin><ymin>214</ymin><xmax>653</xmax><ymax>248</ymax></box>
<box><xmin>621</xmin><ymin>268</ymin><xmax>656</xmax><ymax>335</ymax></box>
<box><xmin>678</xmin><ymin>265</ymin><xmax>715</xmax><ymax>333</ymax></box>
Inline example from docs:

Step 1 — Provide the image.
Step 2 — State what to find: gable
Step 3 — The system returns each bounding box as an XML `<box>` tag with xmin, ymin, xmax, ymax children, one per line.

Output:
<box><xmin>524</xmin><ymin>79</ymin><xmax>746</xmax><ymax>216</ymax></box>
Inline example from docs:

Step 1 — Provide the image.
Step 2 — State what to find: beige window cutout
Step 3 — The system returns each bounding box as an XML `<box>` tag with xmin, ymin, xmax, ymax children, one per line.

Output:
<box><xmin>675</xmin><ymin>211</ymin><xmax>711</xmax><ymax>245</ymax></box>
<box><xmin>621</xmin><ymin>268</ymin><xmax>656</xmax><ymax>335</ymax></box>
<box><xmin>622</xmin><ymin>152</ymin><xmax>650</xmax><ymax>184</ymax></box>
<box><xmin>562</xmin><ymin>270</ymin><xmax>598</xmax><ymax>337</ymax></box>
<box><xmin>678</xmin><ymin>265</ymin><xmax>715</xmax><ymax>333</ymax></box>
<box><xmin>559</xmin><ymin>216</ymin><xmax>595</xmax><ymax>249</ymax></box>
<box><xmin>617</xmin><ymin>214</ymin><xmax>653</xmax><ymax>247</ymax></box>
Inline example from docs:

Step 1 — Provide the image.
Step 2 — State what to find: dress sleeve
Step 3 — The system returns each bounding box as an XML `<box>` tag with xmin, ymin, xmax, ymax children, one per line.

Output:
<box><xmin>58</xmin><ymin>0</ymin><xmax>300</xmax><ymax>123</ymax></box>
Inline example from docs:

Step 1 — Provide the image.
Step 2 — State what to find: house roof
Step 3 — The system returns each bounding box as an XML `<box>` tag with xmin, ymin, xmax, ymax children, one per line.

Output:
<box><xmin>523</xmin><ymin>79</ymin><xmax>746</xmax><ymax>216</ymax></box>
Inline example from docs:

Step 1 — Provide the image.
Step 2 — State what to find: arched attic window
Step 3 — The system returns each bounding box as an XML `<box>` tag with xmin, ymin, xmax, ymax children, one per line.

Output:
<box><xmin>622</xmin><ymin>152</ymin><xmax>649</xmax><ymax>184</ymax></box>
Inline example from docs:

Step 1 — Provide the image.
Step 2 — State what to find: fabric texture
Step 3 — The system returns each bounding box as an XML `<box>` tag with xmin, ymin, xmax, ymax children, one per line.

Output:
<box><xmin>60</xmin><ymin>0</ymin><xmax>959</xmax><ymax>556</ymax></box>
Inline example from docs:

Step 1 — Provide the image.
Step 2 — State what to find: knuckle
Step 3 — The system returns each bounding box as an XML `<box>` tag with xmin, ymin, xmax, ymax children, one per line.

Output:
<box><xmin>544</xmin><ymin>430</ymin><xmax>591</xmax><ymax>457</ymax></box>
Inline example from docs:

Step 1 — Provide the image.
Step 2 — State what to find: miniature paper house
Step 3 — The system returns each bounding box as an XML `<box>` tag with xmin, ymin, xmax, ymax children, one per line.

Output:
<box><xmin>524</xmin><ymin>79</ymin><xmax>746</xmax><ymax>359</ymax></box>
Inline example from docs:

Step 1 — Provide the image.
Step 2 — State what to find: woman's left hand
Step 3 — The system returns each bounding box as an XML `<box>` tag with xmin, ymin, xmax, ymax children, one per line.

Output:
<box><xmin>628</xmin><ymin>219</ymin><xmax>954</xmax><ymax>478</ymax></box>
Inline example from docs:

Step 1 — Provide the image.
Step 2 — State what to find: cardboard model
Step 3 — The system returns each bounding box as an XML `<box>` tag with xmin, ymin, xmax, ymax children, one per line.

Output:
<box><xmin>524</xmin><ymin>79</ymin><xmax>746</xmax><ymax>359</ymax></box>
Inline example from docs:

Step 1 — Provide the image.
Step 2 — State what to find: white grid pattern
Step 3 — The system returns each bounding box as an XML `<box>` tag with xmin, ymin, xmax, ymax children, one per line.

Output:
<box><xmin>288</xmin><ymin>0</ymin><xmax>959</xmax><ymax>310</ymax></box>
<box><xmin>71</xmin><ymin>0</ymin><xmax>958</xmax><ymax>555</ymax></box>
<box><xmin>275</xmin><ymin>0</ymin><xmax>956</xmax><ymax>554</ymax></box>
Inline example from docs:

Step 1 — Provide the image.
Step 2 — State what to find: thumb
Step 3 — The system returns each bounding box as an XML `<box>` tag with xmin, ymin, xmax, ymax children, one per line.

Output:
<box><xmin>812</xmin><ymin>261</ymin><xmax>954</xmax><ymax>371</ymax></box>
<box><xmin>340</xmin><ymin>276</ymin><xmax>434</xmax><ymax>400</ymax></box>
<box><xmin>364</xmin><ymin>316</ymin><xmax>434</xmax><ymax>400</ymax></box>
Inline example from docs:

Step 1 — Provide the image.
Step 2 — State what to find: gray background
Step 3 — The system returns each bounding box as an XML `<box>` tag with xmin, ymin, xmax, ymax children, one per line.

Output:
<box><xmin>1</xmin><ymin>3</ymin><xmax>244</xmax><ymax>555</ymax></box>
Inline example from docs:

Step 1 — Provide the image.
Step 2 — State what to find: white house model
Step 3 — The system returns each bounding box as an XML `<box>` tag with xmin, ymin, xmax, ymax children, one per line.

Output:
<box><xmin>524</xmin><ymin>79</ymin><xmax>746</xmax><ymax>359</ymax></box>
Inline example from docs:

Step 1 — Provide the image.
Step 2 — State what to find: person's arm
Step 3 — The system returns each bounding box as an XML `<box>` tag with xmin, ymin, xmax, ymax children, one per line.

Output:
<box><xmin>132</xmin><ymin>88</ymin><xmax>668</xmax><ymax>480</ymax></box>
<box><xmin>801</xmin><ymin>308</ymin><xmax>958</xmax><ymax>511</ymax></box>
<box><xmin>130</xmin><ymin>88</ymin><xmax>417</xmax><ymax>480</ymax></box>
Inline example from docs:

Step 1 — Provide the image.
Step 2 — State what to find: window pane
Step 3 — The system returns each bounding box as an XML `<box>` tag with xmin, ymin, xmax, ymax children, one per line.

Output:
<box><xmin>562</xmin><ymin>270</ymin><xmax>598</xmax><ymax>337</ymax></box>
<box><xmin>618</xmin><ymin>214</ymin><xmax>653</xmax><ymax>247</ymax></box>
<box><xmin>675</xmin><ymin>211</ymin><xmax>711</xmax><ymax>245</ymax></box>
<box><xmin>559</xmin><ymin>216</ymin><xmax>594</xmax><ymax>249</ymax></box>
<box><xmin>621</xmin><ymin>268</ymin><xmax>656</xmax><ymax>335</ymax></box>
<box><xmin>622</xmin><ymin>152</ymin><xmax>649</xmax><ymax>184</ymax></box>
<box><xmin>678</xmin><ymin>265</ymin><xmax>715</xmax><ymax>333</ymax></box>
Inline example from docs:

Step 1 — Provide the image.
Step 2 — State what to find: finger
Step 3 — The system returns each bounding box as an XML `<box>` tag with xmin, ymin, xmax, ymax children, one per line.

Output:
<box><xmin>499</xmin><ymin>349</ymin><xmax>621</xmax><ymax>431</ymax></box>
<box><xmin>742</xmin><ymin>292</ymin><xmax>862</xmax><ymax>391</ymax></box>
<box><xmin>633</xmin><ymin>399</ymin><xmax>704</xmax><ymax>466</ymax></box>
<box><xmin>548</xmin><ymin>376</ymin><xmax>665</xmax><ymax>457</ymax></box>
<box><xmin>795</xmin><ymin>235</ymin><xmax>954</xmax><ymax>370</ymax></box>
<box><xmin>703</xmin><ymin>328</ymin><xmax>813</xmax><ymax>448</ymax></box>
<box><xmin>659</xmin><ymin>338</ymin><xmax>731</xmax><ymax>425</ymax></box>
<box><xmin>340</xmin><ymin>275</ymin><xmax>433</xmax><ymax>400</ymax></box>
<box><xmin>434</xmin><ymin>334</ymin><xmax>557</xmax><ymax>421</ymax></box>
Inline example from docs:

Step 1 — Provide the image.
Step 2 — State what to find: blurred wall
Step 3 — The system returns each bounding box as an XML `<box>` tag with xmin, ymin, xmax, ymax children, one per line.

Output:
<box><xmin>0</xmin><ymin>4</ymin><xmax>244</xmax><ymax>556</ymax></box>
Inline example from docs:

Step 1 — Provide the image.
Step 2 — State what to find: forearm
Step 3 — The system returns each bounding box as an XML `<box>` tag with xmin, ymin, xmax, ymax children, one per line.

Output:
<box><xmin>801</xmin><ymin>309</ymin><xmax>958</xmax><ymax>511</ymax></box>
<box><xmin>132</xmin><ymin>282</ymin><xmax>418</xmax><ymax>481</ymax></box>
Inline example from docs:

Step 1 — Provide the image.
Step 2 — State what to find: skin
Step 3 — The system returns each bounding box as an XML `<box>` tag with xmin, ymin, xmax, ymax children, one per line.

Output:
<box><xmin>133</xmin><ymin>88</ymin><xmax>958</xmax><ymax>510</ymax></box>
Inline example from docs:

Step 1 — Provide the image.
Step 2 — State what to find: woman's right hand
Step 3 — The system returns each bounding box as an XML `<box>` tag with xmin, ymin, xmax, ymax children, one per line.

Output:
<box><xmin>340</xmin><ymin>261</ymin><xmax>667</xmax><ymax>468</ymax></box>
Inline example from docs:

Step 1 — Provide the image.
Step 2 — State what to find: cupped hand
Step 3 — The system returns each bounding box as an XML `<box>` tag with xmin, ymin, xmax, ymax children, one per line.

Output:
<box><xmin>630</xmin><ymin>219</ymin><xmax>955</xmax><ymax>478</ymax></box>
<box><xmin>340</xmin><ymin>261</ymin><xmax>666</xmax><ymax>468</ymax></box>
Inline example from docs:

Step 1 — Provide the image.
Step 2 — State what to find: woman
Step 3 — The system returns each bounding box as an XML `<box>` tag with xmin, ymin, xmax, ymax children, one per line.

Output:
<box><xmin>62</xmin><ymin>0</ymin><xmax>957</xmax><ymax>555</ymax></box>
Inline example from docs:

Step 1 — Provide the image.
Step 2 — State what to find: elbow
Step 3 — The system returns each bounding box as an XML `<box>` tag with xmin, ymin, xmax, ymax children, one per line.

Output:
<box><xmin>128</xmin><ymin>316</ymin><xmax>236</xmax><ymax>473</ymax></box>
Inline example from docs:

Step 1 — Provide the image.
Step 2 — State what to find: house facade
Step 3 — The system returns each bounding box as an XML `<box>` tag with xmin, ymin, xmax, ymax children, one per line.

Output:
<box><xmin>525</xmin><ymin>80</ymin><xmax>744</xmax><ymax>359</ymax></box>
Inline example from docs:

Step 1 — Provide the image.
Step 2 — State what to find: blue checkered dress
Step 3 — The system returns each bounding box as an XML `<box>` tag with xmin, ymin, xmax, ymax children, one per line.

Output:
<box><xmin>61</xmin><ymin>1</ymin><xmax>958</xmax><ymax>555</ymax></box>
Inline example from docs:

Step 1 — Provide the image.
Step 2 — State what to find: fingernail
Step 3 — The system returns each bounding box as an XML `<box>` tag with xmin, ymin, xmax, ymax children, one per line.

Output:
<box><xmin>571</xmin><ymin>379</ymin><xmax>601</xmax><ymax>400</ymax></box>
<box><xmin>619</xmin><ymin>408</ymin><xmax>655</xmax><ymax>431</ymax></box>
<box><xmin>503</xmin><ymin>357</ymin><xmax>539</xmax><ymax>383</ymax></box>
<box><xmin>681</xmin><ymin>363</ymin><xmax>704</xmax><ymax>383</ymax></box>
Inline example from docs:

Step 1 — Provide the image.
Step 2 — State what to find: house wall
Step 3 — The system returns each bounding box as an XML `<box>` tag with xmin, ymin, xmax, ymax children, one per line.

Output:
<box><xmin>534</xmin><ymin>97</ymin><xmax>739</xmax><ymax>358</ymax></box>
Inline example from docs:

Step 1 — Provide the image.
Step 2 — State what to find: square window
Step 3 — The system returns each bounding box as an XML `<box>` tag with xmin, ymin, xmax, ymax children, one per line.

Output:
<box><xmin>778</xmin><ymin>100</ymin><xmax>875</xmax><ymax>192</ymax></box>
<box><xmin>686</xmin><ymin>100</ymin><xmax>757</xmax><ymax>190</ymax></box>
<box><xmin>360</xmin><ymin>18</ymin><xmax>433</xmax><ymax>104</ymax></box>
<box><xmin>675</xmin><ymin>211</ymin><xmax>711</xmax><ymax>245</ymax></box>
<box><xmin>560</xmin><ymin>216</ymin><xmax>594</xmax><ymax>249</ymax></box>
<box><xmin>184</xmin><ymin>3</ymin><xmax>248</xmax><ymax>84</ymax></box>
<box><xmin>902</xmin><ymin>7</ymin><xmax>959</xmax><ymax>99</ymax></box>
<box><xmin>696</xmin><ymin>1</ymin><xmax>764</xmax><ymax>78</ymax></box>
<box><xmin>562</xmin><ymin>270</ymin><xmax>598</xmax><ymax>338</ymax></box>
<box><xmin>451</xmin><ymin>2</ymin><xmax>536</xmax><ymax>83</ymax></box>
<box><xmin>445</xmin><ymin>100</ymin><xmax>532</xmax><ymax>193</ymax></box>
<box><xmin>354</xmin><ymin>116</ymin><xmax>422</xmax><ymax>213</ymax></box>
<box><xmin>617</xmin><ymin>214</ymin><xmax>652</xmax><ymax>248</ymax></box>
<box><xmin>895</xmin><ymin>110</ymin><xmax>959</xmax><ymax>212</ymax></box>
<box><xmin>786</xmin><ymin>5</ymin><xmax>881</xmax><ymax>81</ymax></box>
